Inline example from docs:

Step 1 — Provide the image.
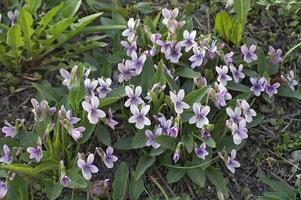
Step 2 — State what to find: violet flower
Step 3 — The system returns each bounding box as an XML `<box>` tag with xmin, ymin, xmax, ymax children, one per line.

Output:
<box><xmin>0</xmin><ymin>145</ymin><xmax>12</xmax><ymax>164</ymax></box>
<box><xmin>264</xmin><ymin>82</ymin><xmax>280</xmax><ymax>97</ymax></box>
<box><xmin>173</xmin><ymin>152</ymin><xmax>180</xmax><ymax>163</ymax></box>
<box><xmin>145</xmin><ymin>129</ymin><xmax>161</xmax><ymax>149</ymax></box>
<box><xmin>130</xmin><ymin>51</ymin><xmax>146</xmax><ymax>75</ymax></box>
<box><xmin>241</xmin><ymin>44</ymin><xmax>257</xmax><ymax>63</ymax></box>
<box><xmin>118</xmin><ymin>60</ymin><xmax>135</xmax><ymax>83</ymax></box>
<box><xmin>216</xmin><ymin>65</ymin><xmax>232</xmax><ymax>86</ymax></box>
<box><xmin>97</xmin><ymin>77</ymin><xmax>112</xmax><ymax>98</ymax></box>
<box><xmin>207</xmin><ymin>40</ymin><xmax>218</xmax><ymax>59</ymax></box>
<box><xmin>189</xmin><ymin>103</ymin><xmax>210</xmax><ymax>129</ymax></box>
<box><xmin>232</xmin><ymin>120</ymin><xmax>248</xmax><ymax>145</ymax></box>
<box><xmin>2</xmin><ymin>120</ymin><xmax>16</xmax><ymax>138</ymax></box>
<box><xmin>124</xmin><ymin>86</ymin><xmax>144</xmax><ymax>108</ymax></box>
<box><xmin>189</xmin><ymin>46</ymin><xmax>206</xmax><ymax>68</ymax></box>
<box><xmin>170</xmin><ymin>89</ymin><xmax>190</xmax><ymax>114</ymax></box>
<box><xmin>150</xmin><ymin>33</ymin><xmax>162</xmax><ymax>44</ymax></box>
<box><xmin>77</xmin><ymin>154</ymin><xmax>99</xmax><ymax>180</ymax></box>
<box><xmin>70</xmin><ymin>127</ymin><xmax>85</xmax><ymax>141</ymax></box>
<box><xmin>268</xmin><ymin>46</ymin><xmax>282</xmax><ymax>65</ymax></box>
<box><xmin>240</xmin><ymin>100</ymin><xmax>256</xmax><ymax>123</ymax></box>
<box><xmin>201</xmin><ymin>130</ymin><xmax>211</xmax><ymax>139</ymax></box>
<box><xmin>128</xmin><ymin>105</ymin><xmax>151</xmax><ymax>129</ymax></box>
<box><xmin>60</xmin><ymin>175</ymin><xmax>71</xmax><ymax>187</ymax></box>
<box><xmin>226</xmin><ymin>150</ymin><xmax>240</xmax><ymax>174</ymax></box>
<box><xmin>157</xmin><ymin>40</ymin><xmax>172</xmax><ymax>55</ymax></box>
<box><xmin>7</xmin><ymin>10</ymin><xmax>19</xmax><ymax>25</ymax></box>
<box><xmin>224</xmin><ymin>52</ymin><xmax>233</xmax><ymax>65</ymax></box>
<box><xmin>250</xmin><ymin>77</ymin><xmax>267</xmax><ymax>97</ymax></box>
<box><xmin>215</xmin><ymin>83</ymin><xmax>232</xmax><ymax>108</ymax></box>
<box><xmin>230</xmin><ymin>64</ymin><xmax>245</xmax><ymax>83</ymax></box>
<box><xmin>122</xmin><ymin>18</ymin><xmax>136</xmax><ymax>42</ymax></box>
<box><xmin>165</xmin><ymin>42</ymin><xmax>182</xmax><ymax>63</ymax></box>
<box><xmin>181</xmin><ymin>30</ymin><xmax>197</xmax><ymax>52</ymax></box>
<box><xmin>31</xmin><ymin>98</ymin><xmax>50</xmax><ymax>122</ymax></box>
<box><xmin>195</xmin><ymin>143</ymin><xmax>209</xmax><ymax>160</ymax></box>
<box><xmin>162</xmin><ymin>8</ymin><xmax>180</xmax><ymax>33</ymax></box>
<box><xmin>157</xmin><ymin>115</ymin><xmax>172</xmax><ymax>134</ymax></box>
<box><xmin>168</xmin><ymin>127</ymin><xmax>179</xmax><ymax>138</ymax></box>
<box><xmin>27</xmin><ymin>146</ymin><xmax>43</xmax><ymax>162</ymax></box>
<box><xmin>121</xmin><ymin>40</ymin><xmax>137</xmax><ymax>56</ymax></box>
<box><xmin>84</xmin><ymin>78</ymin><xmax>98</xmax><ymax>98</ymax></box>
<box><xmin>106</xmin><ymin>108</ymin><xmax>118</xmax><ymax>130</ymax></box>
<box><xmin>103</xmin><ymin>147</ymin><xmax>118</xmax><ymax>168</ymax></box>
<box><xmin>0</xmin><ymin>181</ymin><xmax>8</xmax><ymax>199</ymax></box>
<box><xmin>226</xmin><ymin>107</ymin><xmax>242</xmax><ymax>124</ymax></box>
<box><xmin>82</xmin><ymin>96</ymin><xmax>106</xmax><ymax>124</ymax></box>
<box><xmin>59</xmin><ymin>66</ymin><xmax>78</xmax><ymax>88</ymax></box>
<box><xmin>287</xmin><ymin>71</ymin><xmax>298</xmax><ymax>91</ymax></box>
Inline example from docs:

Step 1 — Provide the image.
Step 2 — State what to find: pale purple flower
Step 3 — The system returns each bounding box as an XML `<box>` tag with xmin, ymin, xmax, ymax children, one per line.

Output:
<box><xmin>84</xmin><ymin>79</ymin><xmax>98</xmax><ymax>98</ymax></box>
<box><xmin>232</xmin><ymin>120</ymin><xmax>248</xmax><ymax>145</ymax></box>
<box><xmin>122</xmin><ymin>18</ymin><xmax>136</xmax><ymax>42</ymax></box>
<box><xmin>58</xmin><ymin>106</ymin><xmax>80</xmax><ymax>128</ymax></box>
<box><xmin>241</xmin><ymin>44</ymin><xmax>257</xmax><ymax>63</ymax></box>
<box><xmin>0</xmin><ymin>181</ymin><xmax>8</xmax><ymax>199</ymax></box>
<box><xmin>150</xmin><ymin>33</ymin><xmax>161</xmax><ymax>44</ymax></box>
<box><xmin>145</xmin><ymin>129</ymin><xmax>161</xmax><ymax>149</ymax></box>
<box><xmin>226</xmin><ymin>107</ymin><xmax>242</xmax><ymax>124</ymax></box>
<box><xmin>103</xmin><ymin>147</ymin><xmax>118</xmax><ymax>168</ymax></box>
<box><xmin>250</xmin><ymin>77</ymin><xmax>267</xmax><ymax>96</ymax></box>
<box><xmin>106</xmin><ymin>108</ymin><xmax>118</xmax><ymax>130</ymax></box>
<box><xmin>268</xmin><ymin>46</ymin><xmax>282</xmax><ymax>65</ymax></box>
<box><xmin>118</xmin><ymin>60</ymin><xmax>135</xmax><ymax>83</ymax></box>
<box><xmin>77</xmin><ymin>154</ymin><xmax>99</xmax><ymax>180</ymax></box>
<box><xmin>264</xmin><ymin>82</ymin><xmax>280</xmax><ymax>97</ymax></box>
<box><xmin>189</xmin><ymin>103</ymin><xmax>210</xmax><ymax>128</ymax></box>
<box><xmin>195</xmin><ymin>143</ymin><xmax>209</xmax><ymax>160</ymax></box>
<box><xmin>181</xmin><ymin>30</ymin><xmax>197</xmax><ymax>52</ymax></box>
<box><xmin>189</xmin><ymin>46</ymin><xmax>206</xmax><ymax>68</ymax></box>
<box><xmin>0</xmin><ymin>145</ymin><xmax>12</xmax><ymax>164</ymax></box>
<box><xmin>70</xmin><ymin>127</ymin><xmax>85</xmax><ymax>141</ymax></box>
<box><xmin>2</xmin><ymin>120</ymin><xmax>16</xmax><ymax>138</ymax></box>
<box><xmin>60</xmin><ymin>175</ymin><xmax>71</xmax><ymax>187</ymax></box>
<box><xmin>216</xmin><ymin>65</ymin><xmax>232</xmax><ymax>86</ymax></box>
<box><xmin>59</xmin><ymin>66</ymin><xmax>78</xmax><ymax>88</ymax></box>
<box><xmin>207</xmin><ymin>40</ymin><xmax>217</xmax><ymax>59</ymax></box>
<box><xmin>121</xmin><ymin>40</ymin><xmax>137</xmax><ymax>56</ymax></box>
<box><xmin>124</xmin><ymin>86</ymin><xmax>144</xmax><ymax>108</ymax></box>
<box><xmin>230</xmin><ymin>64</ymin><xmax>245</xmax><ymax>83</ymax></box>
<box><xmin>170</xmin><ymin>89</ymin><xmax>190</xmax><ymax>114</ymax></box>
<box><xmin>27</xmin><ymin>146</ymin><xmax>43</xmax><ymax>162</ymax></box>
<box><xmin>165</xmin><ymin>42</ymin><xmax>182</xmax><ymax>63</ymax></box>
<box><xmin>157</xmin><ymin>40</ymin><xmax>172</xmax><ymax>55</ymax></box>
<box><xmin>162</xmin><ymin>8</ymin><xmax>180</xmax><ymax>33</ymax></box>
<box><xmin>226</xmin><ymin>149</ymin><xmax>240</xmax><ymax>174</ymax></box>
<box><xmin>201</xmin><ymin>130</ymin><xmax>211</xmax><ymax>139</ymax></box>
<box><xmin>215</xmin><ymin>83</ymin><xmax>232</xmax><ymax>108</ymax></box>
<box><xmin>143</xmin><ymin>48</ymin><xmax>156</xmax><ymax>57</ymax></box>
<box><xmin>157</xmin><ymin>115</ymin><xmax>172</xmax><ymax>134</ymax></box>
<box><xmin>31</xmin><ymin>98</ymin><xmax>50</xmax><ymax>122</ymax></box>
<box><xmin>128</xmin><ymin>105</ymin><xmax>151</xmax><ymax>129</ymax></box>
<box><xmin>168</xmin><ymin>127</ymin><xmax>179</xmax><ymax>138</ymax></box>
<box><xmin>173</xmin><ymin>152</ymin><xmax>180</xmax><ymax>163</ymax></box>
<box><xmin>287</xmin><ymin>71</ymin><xmax>298</xmax><ymax>91</ymax></box>
<box><xmin>97</xmin><ymin>77</ymin><xmax>112</xmax><ymax>98</ymax></box>
<box><xmin>240</xmin><ymin>100</ymin><xmax>256</xmax><ymax>123</ymax></box>
<box><xmin>130</xmin><ymin>51</ymin><xmax>146</xmax><ymax>75</ymax></box>
<box><xmin>82</xmin><ymin>96</ymin><xmax>106</xmax><ymax>124</ymax></box>
<box><xmin>7</xmin><ymin>10</ymin><xmax>19</xmax><ymax>25</ymax></box>
<box><xmin>224</xmin><ymin>52</ymin><xmax>233</xmax><ymax>65</ymax></box>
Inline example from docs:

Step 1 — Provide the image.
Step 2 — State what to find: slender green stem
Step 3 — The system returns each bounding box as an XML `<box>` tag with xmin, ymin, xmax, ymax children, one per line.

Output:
<box><xmin>150</xmin><ymin>176</ymin><xmax>169</xmax><ymax>200</ymax></box>
<box><xmin>281</xmin><ymin>42</ymin><xmax>301</xmax><ymax>68</ymax></box>
<box><xmin>80</xmin><ymin>25</ymin><xmax>126</xmax><ymax>34</ymax></box>
<box><xmin>163</xmin><ymin>155</ymin><xmax>219</xmax><ymax>169</ymax></box>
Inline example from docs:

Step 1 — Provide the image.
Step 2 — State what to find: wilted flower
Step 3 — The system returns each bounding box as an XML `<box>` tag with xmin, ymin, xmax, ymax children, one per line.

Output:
<box><xmin>77</xmin><ymin>154</ymin><xmax>99</xmax><ymax>180</ymax></box>
<box><xmin>287</xmin><ymin>70</ymin><xmax>298</xmax><ymax>91</ymax></box>
<box><xmin>0</xmin><ymin>181</ymin><xmax>8</xmax><ymax>199</ymax></box>
<box><xmin>189</xmin><ymin>46</ymin><xmax>206</xmax><ymax>68</ymax></box>
<box><xmin>130</xmin><ymin>51</ymin><xmax>146</xmax><ymax>75</ymax></box>
<box><xmin>241</xmin><ymin>44</ymin><xmax>257</xmax><ymax>63</ymax></box>
<box><xmin>31</xmin><ymin>99</ymin><xmax>51</xmax><ymax>122</ymax></box>
<box><xmin>27</xmin><ymin>146</ymin><xmax>43</xmax><ymax>162</ymax></box>
<box><xmin>82</xmin><ymin>96</ymin><xmax>106</xmax><ymax>124</ymax></box>
<box><xmin>230</xmin><ymin>64</ymin><xmax>245</xmax><ymax>83</ymax></box>
<box><xmin>70</xmin><ymin>127</ymin><xmax>85</xmax><ymax>141</ymax></box>
<box><xmin>97</xmin><ymin>77</ymin><xmax>112</xmax><ymax>98</ymax></box>
<box><xmin>122</xmin><ymin>18</ymin><xmax>137</xmax><ymax>42</ymax></box>
<box><xmin>226</xmin><ymin>149</ymin><xmax>240</xmax><ymax>174</ymax></box>
<box><xmin>195</xmin><ymin>143</ymin><xmax>209</xmax><ymax>160</ymax></box>
<box><xmin>60</xmin><ymin>175</ymin><xmax>71</xmax><ymax>187</ymax></box>
<box><xmin>268</xmin><ymin>46</ymin><xmax>282</xmax><ymax>65</ymax></box>
<box><xmin>216</xmin><ymin>65</ymin><xmax>232</xmax><ymax>86</ymax></box>
<box><xmin>84</xmin><ymin>79</ymin><xmax>98</xmax><ymax>98</ymax></box>
<box><xmin>170</xmin><ymin>89</ymin><xmax>190</xmax><ymax>114</ymax></box>
<box><xmin>145</xmin><ymin>129</ymin><xmax>161</xmax><ymax>149</ymax></box>
<box><xmin>106</xmin><ymin>108</ymin><xmax>118</xmax><ymax>130</ymax></box>
<box><xmin>121</xmin><ymin>40</ymin><xmax>137</xmax><ymax>56</ymax></box>
<box><xmin>128</xmin><ymin>105</ymin><xmax>151</xmax><ymax>129</ymax></box>
<box><xmin>165</xmin><ymin>42</ymin><xmax>182</xmax><ymax>63</ymax></box>
<box><xmin>103</xmin><ymin>147</ymin><xmax>118</xmax><ymax>168</ymax></box>
<box><xmin>189</xmin><ymin>103</ymin><xmax>210</xmax><ymax>129</ymax></box>
<box><xmin>1</xmin><ymin>120</ymin><xmax>16</xmax><ymax>138</ymax></box>
<box><xmin>118</xmin><ymin>60</ymin><xmax>135</xmax><ymax>83</ymax></box>
<box><xmin>7</xmin><ymin>10</ymin><xmax>19</xmax><ymax>25</ymax></box>
<box><xmin>59</xmin><ymin>66</ymin><xmax>78</xmax><ymax>88</ymax></box>
<box><xmin>250</xmin><ymin>77</ymin><xmax>267</xmax><ymax>96</ymax></box>
<box><xmin>124</xmin><ymin>86</ymin><xmax>144</xmax><ymax>108</ymax></box>
<box><xmin>0</xmin><ymin>145</ymin><xmax>12</xmax><ymax>164</ymax></box>
<box><xmin>232</xmin><ymin>120</ymin><xmax>248</xmax><ymax>145</ymax></box>
<box><xmin>240</xmin><ymin>100</ymin><xmax>256</xmax><ymax>123</ymax></box>
<box><xmin>264</xmin><ymin>82</ymin><xmax>280</xmax><ymax>97</ymax></box>
<box><xmin>181</xmin><ymin>30</ymin><xmax>197</xmax><ymax>52</ymax></box>
<box><xmin>224</xmin><ymin>52</ymin><xmax>233</xmax><ymax>65</ymax></box>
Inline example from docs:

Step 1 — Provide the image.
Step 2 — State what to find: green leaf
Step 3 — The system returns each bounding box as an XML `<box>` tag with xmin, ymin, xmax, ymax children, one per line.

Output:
<box><xmin>6</xmin><ymin>24</ymin><xmax>24</xmax><ymax>58</ymax></box>
<box><xmin>227</xmin><ymin>81</ymin><xmax>250</xmax><ymax>93</ymax></box>
<box><xmin>166</xmin><ymin>168</ymin><xmax>185</xmax><ymax>183</ymax></box>
<box><xmin>258</xmin><ymin>47</ymin><xmax>269</xmax><ymax>75</ymax></box>
<box><xmin>0</xmin><ymin>164</ymin><xmax>33</xmax><ymax>175</ymax></box>
<box><xmin>132</xmin><ymin>131</ymin><xmax>147</xmax><ymax>149</ymax></box>
<box><xmin>214</xmin><ymin>11</ymin><xmax>232</xmax><ymax>41</ymax></box>
<box><xmin>141</xmin><ymin>58</ymin><xmax>155</xmax><ymax>93</ymax></box>
<box><xmin>277</xmin><ymin>86</ymin><xmax>301</xmax><ymax>100</ymax></box>
<box><xmin>261</xmin><ymin>178</ymin><xmax>296</xmax><ymax>200</ymax></box>
<box><xmin>129</xmin><ymin>176</ymin><xmax>145</xmax><ymax>200</ymax></box>
<box><xmin>152</xmin><ymin>60</ymin><xmax>166</xmax><ymax>85</ymax></box>
<box><xmin>154</xmin><ymin>135</ymin><xmax>177</xmax><ymax>151</ymax></box>
<box><xmin>247</xmin><ymin>114</ymin><xmax>264</xmax><ymax>128</ymax></box>
<box><xmin>205</xmin><ymin>166</ymin><xmax>228</xmax><ymax>197</ymax></box>
<box><xmin>32</xmin><ymin>160</ymin><xmax>58</xmax><ymax>174</ymax></box>
<box><xmin>230</xmin><ymin>21</ymin><xmax>243</xmax><ymax>46</ymax></box>
<box><xmin>113</xmin><ymin>162</ymin><xmax>129</xmax><ymax>200</ymax></box>
<box><xmin>68</xmin><ymin>65</ymin><xmax>86</xmax><ymax>111</ymax></box>
<box><xmin>32</xmin><ymin>81</ymin><xmax>64</xmax><ymax>102</ymax></box>
<box><xmin>25</xmin><ymin>0</ymin><xmax>42</xmax><ymax>16</ymax></box>
<box><xmin>18</xmin><ymin>8</ymin><xmax>34</xmax><ymax>52</ymax></box>
<box><xmin>134</xmin><ymin>2</ymin><xmax>152</xmax><ymax>14</ymax></box>
<box><xmin>7</xmin><ymin>175</ymin><xmax>28</xmax><ymax>200</ymax></box>
<box><xmin>78</xmin><ymin>121</ymin><xmax>95</xmax><ymax>144</ymax></box>
<box><xmin>44</xmin><ymin>182</ymin><xmax>63</xmax><ymax>200</ymax></box>
<box><xmin>174</xmin><ymin>67</ymin><xmax>200</xmax><ymax>79</ymax></box>
<box><xmin>134</xmin><ymin>156</ymin><xmax>155</xmax><ymax>181</ymax></box>
<box><xmin>100</xmin><ymin>86</ymin><xmax>126</xmax><ymax>107</ymax></box>
<box><xmin>233</xmin><ymin>0</ymin><xmax>251</xmax><ymax>26</ymax></box>
<box><xmin>182</xmin><ymin>134</ymin><xmax>194</xmax><ymax>153</ymax></box>
<box><xmin>95</xmin><ymin>124</ymin><xmax>111</xmax><ymax>146</ymax></box>
<box><xmin>61</xmin><ymin>0</ymin><xmax>82</xmax><ymax>18</ymax></box>
<box><xmin>187</xmin><ymin>168</ymin><xmax>206</xmax><ymax>187</ymax></box>
<box><xmin>183</xmin><ymin>86</ymin><xmax>210</xmax><ymax>105</ymax></box>
<box><xmin>113</xmin><ymin>137</ymin><xmax>134</xmax><ymax>150</ymax></box>
<box><xmin>67</xmin><ymin>168</ymin><xmax>87</xmax><ymax>189</ymax></box>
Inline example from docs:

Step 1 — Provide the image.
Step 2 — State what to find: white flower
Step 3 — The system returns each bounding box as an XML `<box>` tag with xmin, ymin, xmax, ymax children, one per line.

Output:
<box><xmin>189</xmin><ymin>103</ymin><xmax>210</xmax><ymax>128</ymax></box>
